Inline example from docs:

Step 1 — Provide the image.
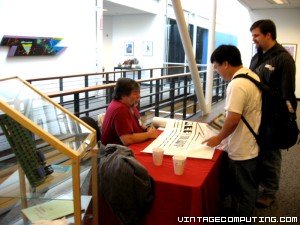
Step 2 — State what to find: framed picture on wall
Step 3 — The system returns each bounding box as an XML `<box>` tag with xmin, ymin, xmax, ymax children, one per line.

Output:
<box><xmin>282</xmin><ymin>43</ymin><xmax>297</xmax><ymax>60</ymax></box>
<box><xmin>143</xmin><ymin>41</ymin><xmax>153</xmax><ymax>56</ymax></box>
<box><xmin>124</xmin><ymin>41</ymin><xmax>134</xmax><ymax>56</ymax></box>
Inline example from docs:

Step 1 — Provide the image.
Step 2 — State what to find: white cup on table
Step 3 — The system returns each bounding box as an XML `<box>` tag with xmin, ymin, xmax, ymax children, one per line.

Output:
<box><xmin>172</xmin><ymin>155</ymin><xmax>186</xmax><ymax>175</ymax></box>
<box><xmin>152</xmin><ymin>148</ymin><xmax>164</xmax><ymax>166</ymax></box>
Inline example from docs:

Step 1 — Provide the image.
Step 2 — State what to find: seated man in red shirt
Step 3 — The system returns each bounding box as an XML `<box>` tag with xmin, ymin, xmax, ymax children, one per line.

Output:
<box><xmin>101</xmin><ymin>78</ymin><xmax>158</xmax><ymax>146</ymax></box>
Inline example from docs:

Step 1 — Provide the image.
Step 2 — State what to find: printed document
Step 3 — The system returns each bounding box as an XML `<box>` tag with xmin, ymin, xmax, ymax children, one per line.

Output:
<box><xmin>142</xmin><ymin>117</ymin><xmax>219</xmax><ymax>159</ymax></box>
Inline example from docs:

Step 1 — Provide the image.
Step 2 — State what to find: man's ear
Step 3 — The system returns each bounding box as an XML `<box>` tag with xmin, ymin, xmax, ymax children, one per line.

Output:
<box><xmin>223</xmin><ymin>61</ymin><xmax>229</xmax><ymax>68</ymax></box>
<box><xmin>266</xmin><ymin>32</ymin><xmax>272</xmax><ymax>40</ymax></box>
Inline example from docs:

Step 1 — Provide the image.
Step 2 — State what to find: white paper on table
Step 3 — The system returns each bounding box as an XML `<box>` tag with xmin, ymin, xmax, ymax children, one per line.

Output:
<box><xmin>143</xmin><ymin>118</ymin><xmax>219</xmax><ymax>159</ymax></box>
<box><xmin>152</xmin><ymin>117</ymin><xmax>174</xmax><ymax>128</ymax></box>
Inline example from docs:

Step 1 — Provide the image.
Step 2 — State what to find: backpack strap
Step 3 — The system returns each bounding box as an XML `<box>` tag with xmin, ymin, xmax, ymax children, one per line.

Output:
<box><xmin>233</xmin><ymin>73</ymin><xmax>261</xmax><ymax>143</ymax></box>
<box><xmin>241</xmin><ymin>115</ymin><xmax>259</xmax><ymax>143</ymax></box>
<box><xmin>233</xmin><ymin>73</ymin><xmax>279</xmax><ymax>97</ymax></box>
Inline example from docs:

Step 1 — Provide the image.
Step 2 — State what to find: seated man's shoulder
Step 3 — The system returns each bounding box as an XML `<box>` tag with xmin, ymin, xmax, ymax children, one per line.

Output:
<box><xmin>108</xmin><ymin>100</ymin><xmax>127</xmax><ymax>111</ymax></box>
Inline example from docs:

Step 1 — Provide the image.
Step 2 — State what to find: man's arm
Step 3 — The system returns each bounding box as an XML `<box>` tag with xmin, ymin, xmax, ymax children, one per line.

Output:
<box><xmin>120</xmin><ymin>126</ymin><xmax>158</xmax><ymax>146</ymax></box>
<box><xmin>202</xmin><ymin>111</ymin><xmax>241</xmax><ymax>147</ymax></box>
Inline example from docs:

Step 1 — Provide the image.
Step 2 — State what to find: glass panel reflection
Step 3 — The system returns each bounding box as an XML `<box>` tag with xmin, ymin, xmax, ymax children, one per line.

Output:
<box><xmin>0</xmin><ymin>77</ymin><xmax>92</xmax><ymax>151</ymax></box>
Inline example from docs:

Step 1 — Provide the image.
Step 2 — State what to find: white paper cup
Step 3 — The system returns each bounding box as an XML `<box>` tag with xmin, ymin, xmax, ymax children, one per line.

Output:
<box><xmin>172</xmin><ymin>155</ymin><xmax>186</xmax><ymax>175</ymax></box>
<box><xmin>152</xmin><ymin>148</ymin><xmax>164</xmax><ymax>166</ymax></box>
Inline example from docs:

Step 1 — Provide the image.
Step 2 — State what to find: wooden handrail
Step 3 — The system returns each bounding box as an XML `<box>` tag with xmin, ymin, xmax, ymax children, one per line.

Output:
<box><xmin>46</xmin><ymin>71</ymin><xmax>205</xmax><ymax>98</ymax></box>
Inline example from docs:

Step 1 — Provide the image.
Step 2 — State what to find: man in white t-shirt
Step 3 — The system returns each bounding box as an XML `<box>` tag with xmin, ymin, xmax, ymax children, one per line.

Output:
<box><xmin>202</xmin><ymin>45</ymin><xmax>262</xmax><ymax>223</ymax></box>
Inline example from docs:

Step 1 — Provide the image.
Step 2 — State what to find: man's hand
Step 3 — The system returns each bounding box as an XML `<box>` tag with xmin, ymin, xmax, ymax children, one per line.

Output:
<box><xmin>120</xmin><ymin>126</ymin><xmax>158</xmax><ymax>146</ymax></box>
<box><xmin>202</xmin><ymin>111</ymin><xmax>241</xmax><ymax>148</ymax></box>
<box><xmin>146</xmin><ymin>126</ymin><xmax>158</xmax><ymax>139</ymax></box>
<box><xmin>202</xmin><ymin>135</ymin><xmax>222</xmax><ymax>148</ymax></box>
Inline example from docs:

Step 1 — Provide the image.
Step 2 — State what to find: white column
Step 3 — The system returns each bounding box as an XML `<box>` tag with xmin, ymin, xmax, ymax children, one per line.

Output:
<box><xmin>205</xmin><ymin>0</ymin><xmax>217</xmax><ymax>113</ymax></box>
<box><xmin>96</xmin><ymin>0</ymin><xmax>103</xmax><ymax>73</ymax></box>
<box><xmin>171</xmin><ymin>0</ymin><xmax>208</xmax><ymax>115</ymax></box>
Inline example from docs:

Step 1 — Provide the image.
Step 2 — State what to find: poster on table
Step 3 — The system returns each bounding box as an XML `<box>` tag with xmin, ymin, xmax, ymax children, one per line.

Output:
<box><xmin>142</xmin><ymin>117</ymin><xmax>220</xmax><ymax>159</ymax></box>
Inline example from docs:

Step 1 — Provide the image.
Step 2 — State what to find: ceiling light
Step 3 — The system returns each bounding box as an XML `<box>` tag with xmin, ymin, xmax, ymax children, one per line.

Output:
<box><xmin>267</xmin><ymin>0</ymin><xmax>289</xmax><ymax>5</ymax></box>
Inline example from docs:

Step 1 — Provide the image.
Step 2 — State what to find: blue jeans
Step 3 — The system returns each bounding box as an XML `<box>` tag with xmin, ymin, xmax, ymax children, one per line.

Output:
<box><xmin>226</xmin><ymin>156</ymin><xmax>258</xmax><ymax>220</ymax></box>
<box><xmin>257</xmin><ymin>148</ymin><xmax>281</xmax><ymax>197</ymax></box>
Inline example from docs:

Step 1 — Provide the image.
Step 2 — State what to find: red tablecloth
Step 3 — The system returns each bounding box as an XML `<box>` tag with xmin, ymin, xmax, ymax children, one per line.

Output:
<box><xmin>97</xmin><ymin>131</ymin><xmax>224</xmax><ymax>225</ymax></box>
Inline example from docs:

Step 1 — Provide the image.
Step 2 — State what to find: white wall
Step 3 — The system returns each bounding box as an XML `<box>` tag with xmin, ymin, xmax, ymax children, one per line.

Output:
<box><xmin>247</xmin><ymin>8</ymin><xmax>300</xmax><ymax>98</ymax></box>
<box><xmin>1</xmin><ymin>0</ymin><xmax>299</xmax><ymax>98</ymax></box>
<box><xmin>103</xmin><ymin>16</ymin><xmax>113</xmax><ymax>72</ymax></box>
<box><xmin>0</xmin><ymin>0</ymin><xmax>98</xmax><ymax>80</ymax></box>
<box><xmin>102</xmin><ymin>0</ymin><xmax>165</xmax><ymax>73</ymax></box>
<box><xmin>103</xmin><ymin>13</ymin><xmax>165</xmax><ymax>72</ymax></box>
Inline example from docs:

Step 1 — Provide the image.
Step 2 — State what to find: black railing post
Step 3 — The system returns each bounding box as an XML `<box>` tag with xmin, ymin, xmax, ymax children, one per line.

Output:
<box><xmin>193</xmin><ymin>90</ymin><xmax>197</xmax><ymax>114</ymax></box>
<box><xmin>84</xmin><ymin>76</ymin><xmax>89</xmax><ymax>115</ymax></box>
<box><xmin>59</xmin><ymin>78</ymin><xmax>63</xmax><ymax>104</ymax></box>
<box><xmin>105</xmin><ymin>73</ymin><xmax>109</xmax><ymax>83</ymax></box>
<box><xmin>170</xmin><ymin>78</ymin><xmax>175</xmax><ymax>118</ymax></box>
<box><xmin>105</xmin><ymin>73</ymin><xmax>110</xmax><ymax>104</ymax></box>
<box><xmin>74</xmin><ymin>93</ymin><xmax>80</xmax><ymax>117</ymax></box>
<box><xmin>202</xmin><ymin>72</ymin><xmax>206</xmax><ymax>96</ymax></box>
<box><xmin>176</xmin><ymin>76</ymin><xmax>180</xmax><ymax>96</ymax></box>
<box><xmin>108</xmin><ymin>85</ymin><xmax>113</xmax><ymax>104</ymax></box>
<box><xmin>155</xmin><ymin>79</ymin><xmax>160</xmax><ymax>117</ymax></box>
<box><xmin>182</xmin><ymin>76</ymin><xmax>188</xmax><ymax>119</ymax></box>
<box><xmin>150</xmin><ymin>69</ymin><xmax>153</xmax><ymax>105</ymax></box>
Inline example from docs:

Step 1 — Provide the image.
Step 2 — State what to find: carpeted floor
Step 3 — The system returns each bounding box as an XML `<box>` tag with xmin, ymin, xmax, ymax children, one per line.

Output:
<box><xmin>253</xmin><ymin>145</ymin><xmax>300</xmax><ymax>224</ymax></box>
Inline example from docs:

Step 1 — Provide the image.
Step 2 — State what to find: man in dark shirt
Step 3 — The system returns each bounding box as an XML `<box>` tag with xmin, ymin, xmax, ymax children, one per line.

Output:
<box><xmin>249</xmin><ymin>19</ymin><xmax>297</xmax><ymax>208</ymax></box>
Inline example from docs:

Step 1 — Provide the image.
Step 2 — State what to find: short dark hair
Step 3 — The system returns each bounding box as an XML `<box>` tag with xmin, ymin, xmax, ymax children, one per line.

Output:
<box><xmin>210</xmin><ymin>45</ymin><xmax>242</xmax><ymax>66</ymax></box>
<box><xmin>112</xmin><ymin>78</ymin><xmax>140</xmax><ymax>100</ymax></box>
<box><xmin>250</xmin><ymin>19</ymin><xmax>277</xmax><ymax>40</ymax></box>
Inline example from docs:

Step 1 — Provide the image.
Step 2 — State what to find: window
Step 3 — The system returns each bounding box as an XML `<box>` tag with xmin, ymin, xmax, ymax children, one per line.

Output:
<box><xmin>167</xmin><ymin>19</ymin><xmax>193</xmax><ymax>64</ymax></box>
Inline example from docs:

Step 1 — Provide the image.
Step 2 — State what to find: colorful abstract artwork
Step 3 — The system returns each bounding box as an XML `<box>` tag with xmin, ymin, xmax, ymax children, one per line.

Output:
<box><xmin>0</xmin><ymin>35</ymin><xmax>67</xmax><ymax>57</ymax></box>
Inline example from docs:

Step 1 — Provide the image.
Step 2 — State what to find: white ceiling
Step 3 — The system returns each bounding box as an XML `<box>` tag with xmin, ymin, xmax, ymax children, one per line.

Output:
<box><xmin>103</xmin><ymin>1</ymin><xmax>149</xmax><ymax>16</ymax></box>
<box><xmin>103</xmin><ymin>0</ymin><xmax>300</xmax><ymax>16</ymax></box>
<box><xmin>237</xmin><ymin>0</ymin><xmax>300</xmax><ymax>10</ymax></box>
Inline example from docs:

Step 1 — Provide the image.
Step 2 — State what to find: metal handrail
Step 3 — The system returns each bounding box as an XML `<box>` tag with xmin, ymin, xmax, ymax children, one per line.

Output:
<box><xmin>0</xmin><ymin>66</ymin><xmax>227</xmax><ymax>155</ymax></box>
<box><xmin>26</xmin><ymin>66</ymin><xmax>227</xmax><ymax>121</ymax></box>
<box><xmin>44</xmin><ymin>72</ymin><xmax>202</xmax><ymax>121</ymax></box>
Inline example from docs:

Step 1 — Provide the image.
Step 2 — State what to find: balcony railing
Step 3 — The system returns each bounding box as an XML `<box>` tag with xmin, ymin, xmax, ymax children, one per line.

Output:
<box><xmin>26</xmin><ymin>65</ymin><xmax>226</xmax><ymax>121</ymax></box>
<box><xmin>0</xmin><ymin>66</ymin><xmax>227</xmax><ymax>163</ymax></box>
